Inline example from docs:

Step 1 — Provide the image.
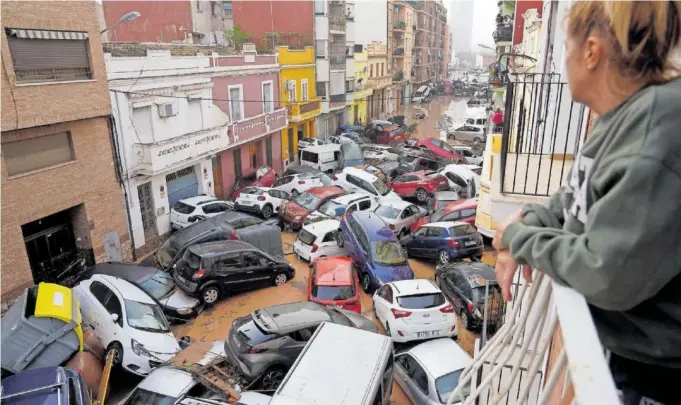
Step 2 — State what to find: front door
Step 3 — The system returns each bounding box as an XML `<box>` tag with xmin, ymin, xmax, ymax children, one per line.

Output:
<box><xmin>138</xmin><ymin>182</ymin><xmax>158</xmax><ymax>241</ymax></box>
<box><xmin>22</xmin><ymin>210</ymin><xmax>78</xmax><ymax>285</ymax></box>
<box><xmin>214</xmin><ymin>252</ymin><xmax>246</xmax><ymax>293</ymax></box>
<box><xmin>166</xmin><ymin>167</ymin><xmax>199</xmax><ymax>208</ymax></box>
<box><xmin>212</xmin><ymin>156</ymin><xmax>224</xmax><ymax>199</ymax></box>
<box><xmin>242</xmin><ymin>251</ymin><xmax>274</xmax><ymax>287</ymax></box>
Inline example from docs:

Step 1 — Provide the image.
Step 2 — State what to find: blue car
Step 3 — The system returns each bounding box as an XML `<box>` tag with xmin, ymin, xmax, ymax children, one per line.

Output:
<box><xmin>401</xmin><ymin>221</ymin><xmax>484</xmax><ymax>265</ymax></box>
<box><xmin>336</xmin><ymin>124</ymin><xmax>364</xmax><ymax>136</ymax></box>
<box><xmin>1</xmin><ymin>367</ymin><xmax>90</xmax><ymax>405</ymax></box>
<box><xmin>336</xmin><ymin>211</ymin><xmax>414</xmax><ymax>292</ymax></box>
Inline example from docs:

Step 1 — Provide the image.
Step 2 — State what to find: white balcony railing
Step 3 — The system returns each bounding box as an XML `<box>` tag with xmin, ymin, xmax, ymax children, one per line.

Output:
<box><xmin>448</xmin><ymin>271</ymin><xmax>620</xmax><ymax>405</ymax></box>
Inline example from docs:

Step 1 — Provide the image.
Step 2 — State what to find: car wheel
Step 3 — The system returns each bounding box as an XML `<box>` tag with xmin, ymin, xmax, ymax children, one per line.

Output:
<box><xmin>201</xmin><ymin>286</ymin><xmax>220</xmax><ymax>306</ymax></box>
<box><xmin>336</xmin><ymin>231</ymin><xmax>345</xmax><ymax>247</ymax></box>
<box><xmin>415</xmin><ymin>188</ymin><xmax>429</xmax><ymax>202</ymax></box>
<box><xmin>260</xmin><ymin>367</ymin><xmax>286</xmax><ymax>390</ymax></box>
<box><xmin>106</xmin><ymin>342</ymin><xmax>123</xmax><ymax>368</ymax></box>
<box><xmin>262</xmin><ymin>204</ymin><xmax>273</xmax><ymax>219</ymax></box>
<box><xmin>273</xmin><ymin>272</ymin><xmax>288</xmax><ymax>286</ymax></box>
<box><xmin>474</xmin><ymin>137</ymin><xmax>482</xmax><ymax>146</ymax></box>
<box><xmin>461</xmin><ymin>310</ymin><xmax>471</xmax><ymax>330</ymax></box>
<box><xmin>360</xmin><ymin>273</ymin><xmax>372</xmax><ymax>293</ymax></box>
<box><xmin>291</xmin><ymin>189</ymin><xmax>299</xmax><ymax>198</ymax></box>
<box><xmin>397</xmin><ymin>229</ymin><xmax>407</xmax><ymax>240</ymax></box>
<box><xmin>439</xmin><ymin>250</ymin><xmax>450</xmax><ymax>265</ymax></box>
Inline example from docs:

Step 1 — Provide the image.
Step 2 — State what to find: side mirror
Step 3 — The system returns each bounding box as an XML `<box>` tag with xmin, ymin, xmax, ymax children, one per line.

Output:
<box><xmin>334</xmin><ymin>207</ymin><xmax>346</xmax><ymax>217</ymax></box>
<box><xmin>111</xmin><ymin>313</ymin><xmax>119</xmax><ymax>323</ymax></box>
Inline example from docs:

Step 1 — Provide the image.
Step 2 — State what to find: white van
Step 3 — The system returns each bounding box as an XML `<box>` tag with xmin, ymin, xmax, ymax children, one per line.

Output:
<box><xmin>412</xmin><ymin>85</ymin><xmax>431</xmax><ymax>103</ymax></box>
<box><xmin>300</xmin><ymin>144</ymin><xmax>342</xmax><ymax>173</ymax></box>
<box><xmin>269</xmin><ymin>322</ymin><xmax>394</xmax><ymax>405</ymax></box>
<box><xmin>333</xmin><ymin>167</ymin><xmax>402</xmax><ymax>202</ymax></box>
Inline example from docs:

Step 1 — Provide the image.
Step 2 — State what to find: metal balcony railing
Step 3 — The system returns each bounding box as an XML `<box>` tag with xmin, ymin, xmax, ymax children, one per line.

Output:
<box><xmin>329</xmin><ymin>55</ymin><xmax>346</xmax><ymax>70</ymax></box>
<box><xmin>392</xmin><ymin>71</ymin><xmax>404</xmax><ymax>82</ymax></box>
<box><xmin>494</xmin><ymin>25</ymin><xmax>514</xmax><ymax>43</ymax></box>
<box><xmin>448</xmin><ymin>270</ymin><xmax>619</xmax><ymax>405</ymax></box>
<box><xmin>392</xmin><ymin>20</ymin><xmax>406</xmax><ymax>30</ymax></box>
<box><xmin>393</xmin><ymin>47</ymin><xmax>405</xmax><ymax>56</ymax></box>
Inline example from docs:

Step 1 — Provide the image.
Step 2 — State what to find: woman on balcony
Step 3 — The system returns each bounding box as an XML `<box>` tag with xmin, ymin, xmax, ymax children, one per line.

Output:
<box><xmin>492</xmin><ymin>2</ymin><xmax>681</xmax><ymax>405</ymax></box>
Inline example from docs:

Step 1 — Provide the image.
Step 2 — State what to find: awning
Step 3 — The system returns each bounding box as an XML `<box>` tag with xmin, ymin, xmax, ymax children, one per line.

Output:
<box><xmin>5</xmin><ymin>28</ymin><xmax>88</xmax><ymax>40</ymax></box>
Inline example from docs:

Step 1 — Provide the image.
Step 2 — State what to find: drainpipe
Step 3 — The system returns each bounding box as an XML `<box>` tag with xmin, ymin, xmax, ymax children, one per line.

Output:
<box><xmin>106</xmin><ymin>114</ymin><xmax>137</xmax><ymax>261</ymax></box>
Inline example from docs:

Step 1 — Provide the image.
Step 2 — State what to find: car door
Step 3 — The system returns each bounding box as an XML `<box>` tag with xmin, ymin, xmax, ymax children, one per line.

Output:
<box><xmin>399</xmin><ymin>205</ymin><xmax>421</xmax><ymax>233</ymax></box>
<box><xmin>319</xmin><ymin>230</ymin><xmax>344</xmax><ymax>256</ymax></box>
<box><xmin>374</xmin><ymin>284</ymin><xmax>394</xmax><ymax>324</ymax></box>
<box><xmin>273</xmin><ymin>175</ymin><xmax>294</xmax><ymax>194</ymax></box>
<box><xmin>404</xmin><ymin>226</ymin><xmax>427</xmax><ymax>257</ymax></box>
<box><xmin>267</xmin><ymin>190</ymin><xmax>288</xmax><ymax>212</ymax></box>
<box><xmin>214</xmin><ymin>252</ymin><xmax>247</xmax><ymax>292</ymax></box>
<box><xmin>394</xmin><ymin>354</ymin><xmax>415</xmax><ymax>401</ymax></box>
<box><xmin>396</xmin><ymin>354</ymin><xmax>430</xmax><ymax>405</ymax></box>
<box><xmin>202</xmin><ymin>202</ymin><xmax>231</xmax><ymax>218</ymax></box>
<box><xmin>242</xmin><ymin>251</ymin><xmax>275</xmax><ymax>287</ymax></box>
<box><xmin>86</xmin><ymin>280</ymin><xmax>123</xmax><ymax>346</ymax></box>
<box><xmin>281</xmin><ymin>325</ymin><xmax>319</xmax><ymax>363</ymax></box>
<box><xmin>423</xmin><ymin>227</ymin><xmax>446</xmax><ymax>258</ymax></box>
<box><xmin>391</xmin><ymin>175</ymin><xmax>410</xmax><ymax>196</ymax></box>
<box><xmin>448</xmin><ymin>272</ymin><xmax>468</xmax><ymax>313</ymax></box>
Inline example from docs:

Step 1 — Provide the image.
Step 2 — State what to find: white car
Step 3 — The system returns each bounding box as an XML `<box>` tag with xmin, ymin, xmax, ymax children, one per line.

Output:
<box><xmin>304</xmin><ymin>193</ymin><xmax>380</xmax><ymax>225</ymax></box>
<box><xmin>394</xmin><ymin>338</ymin><xmax>473</xmax><ymax>405</ymax></box>
<box><xmin>73</xmin><ymin>274</ymin><xmax>181</xmax><ymax>376</ymax></box>
<box><xmin>361</xmin><ymin>144</ymin><xmax>400</xmax><ymax>161</ymax></box>
<box><xmin>170</xmin><ymin>196</ymin><xmax>234</xmax><ymax>229</ymax></box>
<box><xmin>452</xmin><ymin>146</ymin><xmax>483</xmax><ymax>166</ymax></box>
<box><xmin>437</xmin><ymin>164</ymin><xmax>480</xmax><ymax>199</ymax></box>
<box><xmin>373</xmin><ymin>279</ymin><xmax>457</xmax><ymax>343</ymax></box>
<box><xmin>121</xmin><ymin>365</ymin><xmax>272</xmax><ymax>405</ymax></box>
<box><xmin>372</xmin><ymin>200</ymin><xmax>427</xmax><ymax>238</ymax></box>
<box><xmin>448</xmin><ymin>124</ymin><xmax>487</xmax><ymax>145</ymax></box>
<box><xmin>293</xmin><ymin>219</ymin><xmax>347</xmax><ymax>263</ymax></box>
<box><xmin>234</xmin><ymin>187</ymin><xmax>290</xmax><ymax>219</ymax></box>
<box><xmin>272</xmin><ymin>172</ymin><xmax>333</xmax><ymax>197</ymax></box>
<box><xmin>298</xmin><ymin>137</ymin><xmax>325</xmax><ymax>149</ymax></box>
<box><xmin>333</xmin><ymin>167</ymin><xmax>402</xmax><ymax>203</ymax></box>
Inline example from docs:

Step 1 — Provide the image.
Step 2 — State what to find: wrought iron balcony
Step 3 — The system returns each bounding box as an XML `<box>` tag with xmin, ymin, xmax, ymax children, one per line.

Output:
<box><xmin>393</xmin><ymin>47</ymin><xmax>405</xmax><ymax>57</ymax></box>
<box><xmin>392</xmin><ymin>20</ymin><xmax>406</xmax><ymax>30</ymax></box>
<box><xmin>392</xmin><ymin>71</ymin><xmax>404</xmax><ymax>82</ymax></box>
<box><xmin>494</xmin><ymin>24</ymin><xmax>513</xmax><ymax>43</ymax></box>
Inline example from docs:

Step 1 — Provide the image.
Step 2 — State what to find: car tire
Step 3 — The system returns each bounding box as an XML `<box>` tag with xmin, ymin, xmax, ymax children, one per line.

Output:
<box><xmin>336</xmin><ymin>230</ymin><xmax>345</xmax><ymax>247</ymax></box>
<box><xmin>360</xmin><ymin>273</ymin><xmax>372</xmax><ymax>293</ymax></box>
<box><xmin>461</xmin><ymin>309</ymin><xmax>471</xmax><ymax>330</ymax></box>
<box><xmin>438</xmin><ymin>250</ymin><xmax>450</xmax><ymax>265</ymax></box>
<box><xmin>260</xmin><ymin>367</ymin><xmax>286</xmax><ymax>390</ymax></box>
<box><xmin>200</xmin><ymin>286</ymin><xmax>221</xmax><ymax>306</ymax></box>
<box><xmin>106</xmin><ymin>341</ymin><xmax>123</xmax><ymax>369</ymax></box>
<box><xmin>415</xmin><ymin>188</ymin><xmax>429</xmax><ymax>203</ymax></box>
<box><xmin>262</xmin><ymin>204</ymin><xmax>273</xmax><ymax>219</ymax></box>
<box><xmin>273</xmin><ymin>272</ymin><xmax>288</xmax><ymax>286</ymax></box>
<box><xmin>290</xmin><ymin>189</ymin><xmax>299</xmax><ymax>198</ymax></box>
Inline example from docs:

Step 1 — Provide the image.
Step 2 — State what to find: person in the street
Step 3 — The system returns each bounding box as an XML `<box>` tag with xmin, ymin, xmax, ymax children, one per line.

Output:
<box><xmin>492</xmin><ymin>2</ymin><xmax>681</xmax><ymax>405</ymax></box>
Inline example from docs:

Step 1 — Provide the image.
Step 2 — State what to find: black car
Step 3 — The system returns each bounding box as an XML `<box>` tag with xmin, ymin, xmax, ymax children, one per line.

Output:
<box><xmin>375</xmin><ymin>161</ymin><xmax>401</xmax><ymax>181</ymax></box>
<box><xmin>396</xmin><ymin>155</ymin><xmax>441</xmax><ymax>176</ymax></box>
<box><xmin>85</xmin><ymin>262</ymin><xmax>203</xmax><ymax>322</ymax></box>
<box><xmin>434</xmin><ymin>262</ymin><xmax>505</xmax><ymax>331</ymax></box>
<box><xmin>173</xmin><ymin>240</ymin><xmax>295</xmax><ymax>305</ymax></box>
<box><xmin>152</xmin><ymin>211</ymin><xmax>282</xmax><ymax>271</ymax></box>
<box><xmin>283</xmin><ymin>165</ymin><xmax>320</xmax><ymax>177</ymax></box>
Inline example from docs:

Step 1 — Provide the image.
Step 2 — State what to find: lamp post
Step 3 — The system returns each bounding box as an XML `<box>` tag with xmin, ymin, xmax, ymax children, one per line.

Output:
<box><xmin>100</xmin><ymin>11</ymin><xmax>141</xmax><ymax>36</ymax></box>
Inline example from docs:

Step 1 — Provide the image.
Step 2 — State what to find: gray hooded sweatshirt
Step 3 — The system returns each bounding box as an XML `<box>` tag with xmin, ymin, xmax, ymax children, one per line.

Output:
<box><xmin>501</xmin><ymin>78</ymin><xmax>681</xmax><ymax>368</ymax></box>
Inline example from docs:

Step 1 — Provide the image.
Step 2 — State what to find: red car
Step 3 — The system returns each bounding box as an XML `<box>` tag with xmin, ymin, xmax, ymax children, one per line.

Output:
<box><xmin>307</xmin><ymin>256</ymin><xmax>361</xmax><ymax>313</ymax></box>
<box><xmin>411</xmin><ymin>198</ymin><xmax>478</xmax><ymax>232</ymax></box>
<box><xmin>375</xmin><ymin>125</ymin><xmax>407</xmax><ymax>145</ymax></box>
<box><xmin>391</xmin><ymin>170</ymin><xmax>449</xmax><ymax>203</ymax></box>
<box><xmin>415</xmin><ymin>137</ymin><xmax>465</xmax><ymax>162</ymax></box>
<box><xmin>279</xmin><ymin>186</ymin><xmax>345</xmax><ymax>230</ymax></box>
<box><xmin>230</xmin><ymin>166</ymin><xmax>277</xmax><ymax>200</ymax></box>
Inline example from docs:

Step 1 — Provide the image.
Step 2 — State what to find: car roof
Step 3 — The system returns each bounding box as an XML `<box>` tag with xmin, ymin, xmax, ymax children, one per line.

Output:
<box><xmin>314</xmin><ymin>257</ymin><xmax>353</xmax><ymax>286</ymax></box>
<box><xmin>342</xmin><ymin>166</ymin><xmax>379</xmax><ymax>182</ymax></box>
<box><xmin>426</xmin><ymin>221</ymin><xmax>471</xmax><ymax>229</ymax></box>
<box><xmin>178</xmin><ymin>195</ymin><xmax>217</xmax><ymax>206</ymax></box>
<box><xmin>390</xmin><ymin>279</ymin><xmax>439</xmax><ymax>296</ymax></box>
<box><xmin>350</xmin><ymin>211</ymin><xmax>394</xmax><ymax>240</ymax></box>
<box><xmin>254</xmin><ymin>302</ymin><xmax>331</xmax><ymax>333</ymax></box>
<box><xmin>434</xmin><ymin>190</ymin><xmax>460</xmax><ymax>199</ymax></box>
<box><xmin>307</xmin><ymin>186</ymin><xmax>344</xmax><ymax>198</ymax></box>
<box><xmin>187</xmin><ymin>240</ymin><xmax>256</xmax><ymax>256</ymax></box>
<box><xmin>93</xmin><ymin>274</ymin><xmax>156</xmax><ymax>304</ymax></box>
<box><xmin>302</xmin><ymin>219</ymin><xmax>341</xmax><ymax>235</ymax></box>
<box><xmin>411</xmin><ymin>170</ymin><xmax>437</xmax><ymax>178</ymax></box>
<box><xmin>302</xmin><ymin>144</ymin><xmax>341</xmax><ymax>153</ymax></box>
<box><xmin>443</xmin><ymin>198</ymin><xmax>478</xmax><ymax>212</ymax></box>
<box><xmin>378</xmin><ymin>199</ymin><xmax>412</xmax><ymax>210</ymax></box>
<box><xmin>407</xmin><ymin>338</ymin><xmax>472</xmax><ymax>378</ymax></box>
<box><xmin>332</xmin><ymin>192</ymin><xmax>371</xmax><ymax>205</ymax></box>
<box><xmin>137</xmin><ymin>366</ymin><xmax>194</xmax><ymax>397</ymax></box>
<box><xmin>442</xmin><ymin>164</ymin><xmax>477</xmax><ymax>180</ymax></box>
<box><xmin>87</xmin><ymin>262</ymin><xmax>158</xmax><ymax>283</ymax></box>
<box><xmin>446</xmin><ymin>262</ymin><xmax>496</xmax><ymax>285</ymax></box>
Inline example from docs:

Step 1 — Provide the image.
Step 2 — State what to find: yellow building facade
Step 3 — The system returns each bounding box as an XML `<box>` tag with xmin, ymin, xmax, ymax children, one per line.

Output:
<box><xmin>278</xmin><ymin>46</ymin><xmax>321</xmax><ymax>163</ymax></box>
<box><xmin>349</xmin><ymin>48</ymin><xmax>372</xmax><ymax>125</ymax></box>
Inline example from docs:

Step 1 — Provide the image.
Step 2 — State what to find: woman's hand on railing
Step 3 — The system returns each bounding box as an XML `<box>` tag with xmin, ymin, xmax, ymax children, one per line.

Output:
<box><xmin>495</xmin><ymin>250</ymin><xmax>532</xmax><ymax>301</ymax></box>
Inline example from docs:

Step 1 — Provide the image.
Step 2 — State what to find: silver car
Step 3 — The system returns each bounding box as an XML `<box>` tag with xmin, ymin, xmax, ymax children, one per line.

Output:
<box><xmin>448</xmin><ymin>124</ymin><xmax>487</xmax><ymax>145</ymax></box>
<box><xmin>394</xmin><ymin>338</ymin><xmax>473</xmax><ymax>404</ymax></box>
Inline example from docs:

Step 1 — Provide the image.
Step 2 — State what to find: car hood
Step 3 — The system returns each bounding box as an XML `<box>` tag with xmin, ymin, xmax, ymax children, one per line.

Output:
<box><xmin>381</xmin><ymin>190</ymin><xmax>402</xmax><ymax>201</ymax></box>
<box><xmin>372</xmin><ymin>263</ymin><xmax>414</xmax><ymax>283</ymax></box>
<box><xmin>337</xmin><ymin>309</ymin><xmax>380</xmax><ymax>333</ymax></box>
<box><xmin>159</xmin><ymin>288</ymin><xmax>200</xmax><ymax>311</ymax></box>
<box><xmin>127</xmin><ymin>328</ymin><xmax>181</xmax><ymax>360</ymax></box>
<box><xmin>283</xmin><ymin>201</ymin><xmax>310</xmax><ymax>216</ymax></box>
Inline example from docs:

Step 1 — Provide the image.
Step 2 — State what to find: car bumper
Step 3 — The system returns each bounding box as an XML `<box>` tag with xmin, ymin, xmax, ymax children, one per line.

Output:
<box><xmin>165</xmin><ymin>303</ymin><xmax>204</xmax><ymax>322</ymax></box>
<box><xmin>122</xmin><ymin>349</ymin><xmax>175</xmax><ymax>376</ymax></box>
<box><xmin>452</xmin><ymin>245</ymin><xmax>484</xmax><ymax>259</ymax></box>
<box><xmin>234</xmin><ymin>202</ymin><xmax>264</xmax><ymax>215</ymax></box>
<box><xmin>173</xmin><ymin>272</ymin><xmax>199</xmax><ymax>295</ymax></box>
<box><xmin>224</xmin><ymin>336</ymin><xmax>259</xmax><ymax>380</ymax></box>
<box><xmin>388</xmin><ymin>318</ymin><xmax>457</xmax><ymax>343</ymax></box>
<box><xmin>280</xmin><ymin>216</ymin><xmax>304</xmax><ymax>231</ymax></box>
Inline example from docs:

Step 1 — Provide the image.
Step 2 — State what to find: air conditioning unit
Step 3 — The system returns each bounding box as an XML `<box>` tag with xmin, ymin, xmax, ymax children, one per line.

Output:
<box><xmin>286</xmin><ymin>80</ymin><xmax>296</xmax><ymax>91</ymax></box>
<box><xmin>158</xmin><ymin>102</ymin><xmax>178</xmax><ymax>117</ymax></box>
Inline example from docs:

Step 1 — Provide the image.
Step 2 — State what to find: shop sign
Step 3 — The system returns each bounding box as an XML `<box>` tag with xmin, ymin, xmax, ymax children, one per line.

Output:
<box><xmin>231</xmin><ymin>109</ymin><xmax>288</xmax><ymax>143</ymax></box>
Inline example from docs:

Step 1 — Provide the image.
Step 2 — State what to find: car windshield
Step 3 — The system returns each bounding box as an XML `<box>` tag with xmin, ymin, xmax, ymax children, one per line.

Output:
<box><xmin>124</xmin><ymin>388</ymin><xmax>176</xmax><ymax>405</ymax></box>
<box><xmin>373</xmin><ymin>179</ymin><xmax>391</xmax><ymax>196</ymax></box>
<box><xmin>295</xmin><ymin>192</ymin><xmax>322</xmax><ymax>210</ymax></box>
<box><xmin>374</xmin><ymin>205</ymin><xmax>401</xmax><ymax>219</ymax></box>
<box><xmin>172</xmin><ymin>202</ymin><xmax>195</xmax><ymax>215</ymax></box>
<box><xmin>397</xmin><ymin>293</ymin><xmax>446</xmax><ymax>309</ymax></box>
<box><xmin>439</xmin><ymin>141</ymin><xmax>455</xmax><ymax>153</ymax></box>
<box><xmin>435</xmin><ymin>369</ymin><xmax>470</xmax><ymax>404</ymax></box>
<box><xmin>138</xmin><ymin>272</ymin><xmax>175</xmax><ymax>300</ymax></box>
<box><xmin>302</xmin><ymin>137</ymin><xmax>315</xmax><ymax>143</ymax></box>
<box><xmin>124</xmin><ymin>300</ymin><xmax>170</xmax><ymax>333</ymax></box>
<box><xmin>297</xmin><ymin>229</ymin><xmax>317</xmax><ymax>246</ymax></box>
<box><xmin>156</xmin><ymin>238</ymin><xmax>180</xmax><ymax>269</ymax></box>
<box><xmin>471</xmin><ymin>284</ymin><xmax>502</xmax><ymax>305</ymax></box>
<box><xmin>318</xmin><ymin>200</ymin><xmax>344</xmax><ymax>216</ymax></box>
<box><xmin>449</xmin><ymin>224</ymin><xmax>477</xmax><ymax>237</ymax></box>
<box><xmin>372</xmin><ymin>241</ymin><xmax>408</xmax><ymax>266</ymax></box>
<box><xmin>313</xmin><ymin>284</ymin><xmax>356</xmax><ymax>300</ymax></box>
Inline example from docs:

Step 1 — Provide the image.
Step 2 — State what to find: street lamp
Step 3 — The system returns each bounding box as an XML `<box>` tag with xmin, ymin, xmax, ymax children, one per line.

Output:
<box><xmin>478</xmin><ymin>44</ymin><xmax>496</xmax><ymax>52</ymax></box>
<box><xmin>100</xmin><ymin>11</ymin><xmax>141</xmax><ymax>35</ymax></box>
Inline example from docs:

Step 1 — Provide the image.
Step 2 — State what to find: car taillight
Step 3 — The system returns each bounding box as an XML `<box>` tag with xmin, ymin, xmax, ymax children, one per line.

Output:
<box><xmin>440</xmin><ymin>304</ymin><xmax>454</xmax><ymax>313</ymax></box>
<box><xmin>448</xmin><ymin>239</ymin><xmax>459</xmax><ymax>248</ymax></box>
<box><xmin>332</xmin><ymin>175</ymin><xmax>338</xmax><ymax>180</ymax></box>
<box><xmin>311</xmin><ymin>244</ymin><xmax>319</xmax><ymax>253</ymax></box>
<box><xmin>258</xmin><ymin>196</ymin><xmax>266</xmax><ymax>201</ymax></box>
<box><xmin>192</xmin><ymin>269</ymin><xmax>205</xmax><ymax>280</ymax></box>
<box><xmin>466</xmin><ymin>302</ymin><xmax>474</xmax><ymax>312</ymax></box>
<box><xmin>188</xmin><ymin>215</ymin><xmax>203</xmax><ymax>223</ymax></box>
<box><xmin>247</xmin><ymin>346</ymin><xmax>267</xmax><ymax>354</ymax></box>
<box><xmin>389</xmin><ymin>224</ymin><xmax>395</xmax><ymax>230</ymax></box>
<box><xmin>298</xmin><ymin>180</ymin><xmax>306</xmax><ymax>184</ymax></box>
<box><xmin>391</xmin><ymin>308</ymin><xmax>412</xmax><ymax>319</ymax></box>
<box><xmin>230</xmin><ymin>231</ymin><xmax>239</xmax><ymax>240</ymax></box>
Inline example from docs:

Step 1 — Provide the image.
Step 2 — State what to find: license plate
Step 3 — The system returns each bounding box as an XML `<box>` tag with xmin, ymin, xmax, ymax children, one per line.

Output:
<box><xmin>242</xmin><ymin>201</ymin><xmax>253</xmax><ymax>205</ymax></box>
<box><xmin>465</xmin><ymin>241</ymin><xmax>477</xmax><ymax>247</ymax></box>
<box><xmin>177</xmin><ymin>274</ymin><xmax>186</xmax><ymax>283</ymax></box>
<box><xmin>417</xmin><ymin>330</ymin><xmax>440</xmax><ymax>338</ymax></box>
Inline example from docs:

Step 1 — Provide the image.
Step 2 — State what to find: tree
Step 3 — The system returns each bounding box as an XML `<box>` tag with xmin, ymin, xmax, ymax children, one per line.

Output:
<box><xmin>225</xmin><ymin>25</ymin><xmax>251</xmax><ymax>51</ymax></box>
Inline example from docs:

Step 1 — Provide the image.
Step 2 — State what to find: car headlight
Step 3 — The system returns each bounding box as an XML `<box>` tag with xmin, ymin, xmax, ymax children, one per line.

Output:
<box><xmin>131</xmin><ymin>339</ymin><xmax>151</xmax><ymax>357</ymax></box>
<box><xmin>176</xmin><ymin>307</ymin><xmax>193</xmax><ymax>315</ymax></box>
<box><xmin>294</xmin><ymin>215</ymin><xmax>302</xmax><ymax>221</ymax></box>
<box><xmin>474</xmin><ymin>308</ymin><xmax>482</xmax><ymax>318</ymax></box>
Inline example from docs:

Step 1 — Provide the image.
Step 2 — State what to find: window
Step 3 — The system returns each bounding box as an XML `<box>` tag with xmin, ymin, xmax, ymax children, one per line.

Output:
<box><xmin>89</xmin><ymin>281</ymin><xmax>112</xmax><ymax>306</ymax></box>
<box><xmin>357</xmin><ymin>199</ymin><xmax>372</xmax><ymax>211</ymax></box>
<box><xmin>202</xmin><ymin>203</ymin><xmax>229</xmax><ymax>214</ymax></box>
<box><xmin>233</xmin><ymin>148</ymin><xmax>242</xmax><ymax>178</ymax></box>
<box><xmin>104</xmin><ymin>294</ymin><xmax>123</xmax><ymax>326</ymax></box>
<box><xmin>243</xmin><ymin>251</ymin><xmax>265</xmax><ymax>267</ymax></box>
<box><xmin>287</xmin><ymin>80</ymin><xmax>297</xmax><ymax>102</ymax></box>
<box><xmin>322</xmin><ymin>231</ymin><xmax>336</xmax><ymax>243</ymax></box>
<box><xmin>262</xmin><ymin>81</ymin><xmax>274</xmax><ymax>113</ymax></box>
<box><xmin>266</xmin><ymin>136</ymin><xmax>273</xmax><ymax>167</ymax></box>
<box><xmin>345</xmin><ymin>80</ymin><xmax>354</xmax><ymax>92</ymax></box>
<box><xmin>314</xmin><ymin>0</ymin><xmax>324</xmax><ymax>14</ymax></box>
<box><xmin>228</xmin><ymin>85</ymin><xmax>244</xmax><ymax>121</ymax></box>
<box><xmin>187</xmin><ymin>99</ymin><xmax>202</xmax><ymax>133</ymax></box>
<box><xmin>370</xmin><ymin>64</ymin><xmax>374</xmax><ymax>77</ymax></box>
<box><xmin>301</xmin><ymin>79</ymin><xmax>309</xmax><ymax>101</ymax></box>
<box><xmin>315</xmin><ymin>40</ymin><xmax>326</xmax><ymax>58</ymax></box>
<box><xmin>354</xmin><ymin>44</ymin><xmax>363</xmax><ymax>53</ymax></box>
<box><xmin>426</xmin><ymin>227</ymin><xmax>446</xmax><ymax>237</ymax></box>
<box><xmin>217</xmin><ymin>253</ymin><xmax>242</xmax><ymax>272</ymax></box>
<box><xmin>223</xmin><ymin>0</ymin><xmax>233</xmax><ymax>17</ymax></box>
<box><xmin>411</xmin><ymin>362</ymin><xmax>430</xmax><ymax>394</ymax></box>
<box><xmin>3</xmin><ymin>132</ymin><xmax>75</xmax><ymax>176</ymax></box>
<box><xmin>132</xmin><ymin>106</ymin><xmax>153</xmax><ymax>137</ymax></box>
<box><xmin>6</xmin><ymin>29</ymin><xmax>92</xmax><ymax>84</ymax></box>
<box><xmin>249</xmin><ymin>143</ymin><xmax>258</xmax><ymax>169</ymax></box>
<box><xmin>381</xmin><ymin>63</ymin><xmax>384</xmax><ymax>76</ymax></box>
<box><xmin>461</xmin><ymin>208</ymin><xmax>477</xmax><ymax>218</ymax></box>
<box><xmin>316</xmin><ymin>82</ymin><xmax>327</xmax><ymax>97</ymax></box>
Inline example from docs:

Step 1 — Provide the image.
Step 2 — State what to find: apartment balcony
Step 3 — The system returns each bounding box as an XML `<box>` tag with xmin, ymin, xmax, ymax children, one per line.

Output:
<box><xmin>392</xmin><ymin>71</ymin><xmax>404</xmax><ymax>83</ymax></box>
<box><xmin>285</xmin><ymin>98</ymin><xmax>322</xmax><ymax>123</ymax></box>
<box><xmin>329</xmin><ymin>55</ymin><xmax>346</xmax><ymax>71</ymax></box>
<box><xmin>369</xmin><ymin>75</ymin><xmax>391</xmax><ymax>90</ymax></box>
<box><xmin>392</xmin><ymin>20</ymin><xmax>406</xmax><ymax>31</ymax></box>
<box><xmin>448</xmin><ymin>271</ymin><xmax>619</xmax><ymax>405</ymax></box>
<box><xmin>329</xmin><ymin>17</ymin><xmax>347</xmax><ymax>33</ymax></box>
<box><xmin>329</xmin><ymin>93</ymin><xmax>346</xmax><ymax>109</ymax></box>
<box><xmin>393</xmin><ymin>47</ymin><xmax>405</xmax><ymax>58</ymax></box>
<box><xmin>494</xmin><ymin>24</ymin><xmax>514</xmax><ymax>43</ymax></box>
<box><xmin>352</xmin><ymin>82</ymin><xmax>373</xmax><ymax>99</ymax></box>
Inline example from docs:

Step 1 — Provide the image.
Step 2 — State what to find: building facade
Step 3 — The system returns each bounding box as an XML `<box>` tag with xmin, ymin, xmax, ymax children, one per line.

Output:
<box><xmin>367</xmin><ymin>42</ymin><xmax>392</xmax><ymax>120</ymax></box>
<box><xmin>279</xmin><ymin>46</ymin><xmax>321</xmax><ymax>165</ymax></box>
<box><xmin>387</xmin><ymin>0</ymin><xmax>415</xmax><ymax>106</ymax></box>
<box><xmin>349</xmin><ymin>45</ymin><xmax>372</xmax><ymax>125</ymax></box>
<box><xmin>1</xmin><ymin>1</ymin><xmax>132</xmax><ymax>301</ymax></box>
<box><xmin>232</xmin><ymin>0</ymin><xmax>314</xmax><ymax>51</ymax></box>
<box><xmin>412</xmin><ymin>0</ymin><xmax>447</xmax><ymax>91</ymax></box>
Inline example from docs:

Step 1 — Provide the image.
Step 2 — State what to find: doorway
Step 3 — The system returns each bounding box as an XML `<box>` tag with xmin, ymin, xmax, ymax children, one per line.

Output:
<box><xmin>166</xmin><ymin>167</ymin><xmax>199</xmax><ymax>209</ymax></box>
<box><xmin>353</xmin><ymin>105</ymin><xmax>359</xmax><ymax>125</ymax></box>
<box><xmin>288</xmin><ymin>128</ymin><xmax>294</xmax><ymax>162</ymax></box>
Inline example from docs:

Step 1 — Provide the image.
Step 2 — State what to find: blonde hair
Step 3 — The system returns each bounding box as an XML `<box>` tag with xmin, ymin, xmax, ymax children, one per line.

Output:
<box><xmin>567</xmin><ymin>1</ymin><xmax>681</xmax><ymax>83</ymax></box>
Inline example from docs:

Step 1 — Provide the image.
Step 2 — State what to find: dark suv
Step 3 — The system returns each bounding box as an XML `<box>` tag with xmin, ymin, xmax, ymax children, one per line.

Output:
<box><xmin>434</xmin><ymin>262</ymin><xmax>505</xmax><ymax>331</ymax></box>
<box><xmin>396</xmin><ymin>155</ymin><xmax>440</xmax><ymax>176</ymax></box>
<box><xmin>173</xmin><ymin>240</ymin><xmax>294</xmax><ymax>305</ymax></box>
